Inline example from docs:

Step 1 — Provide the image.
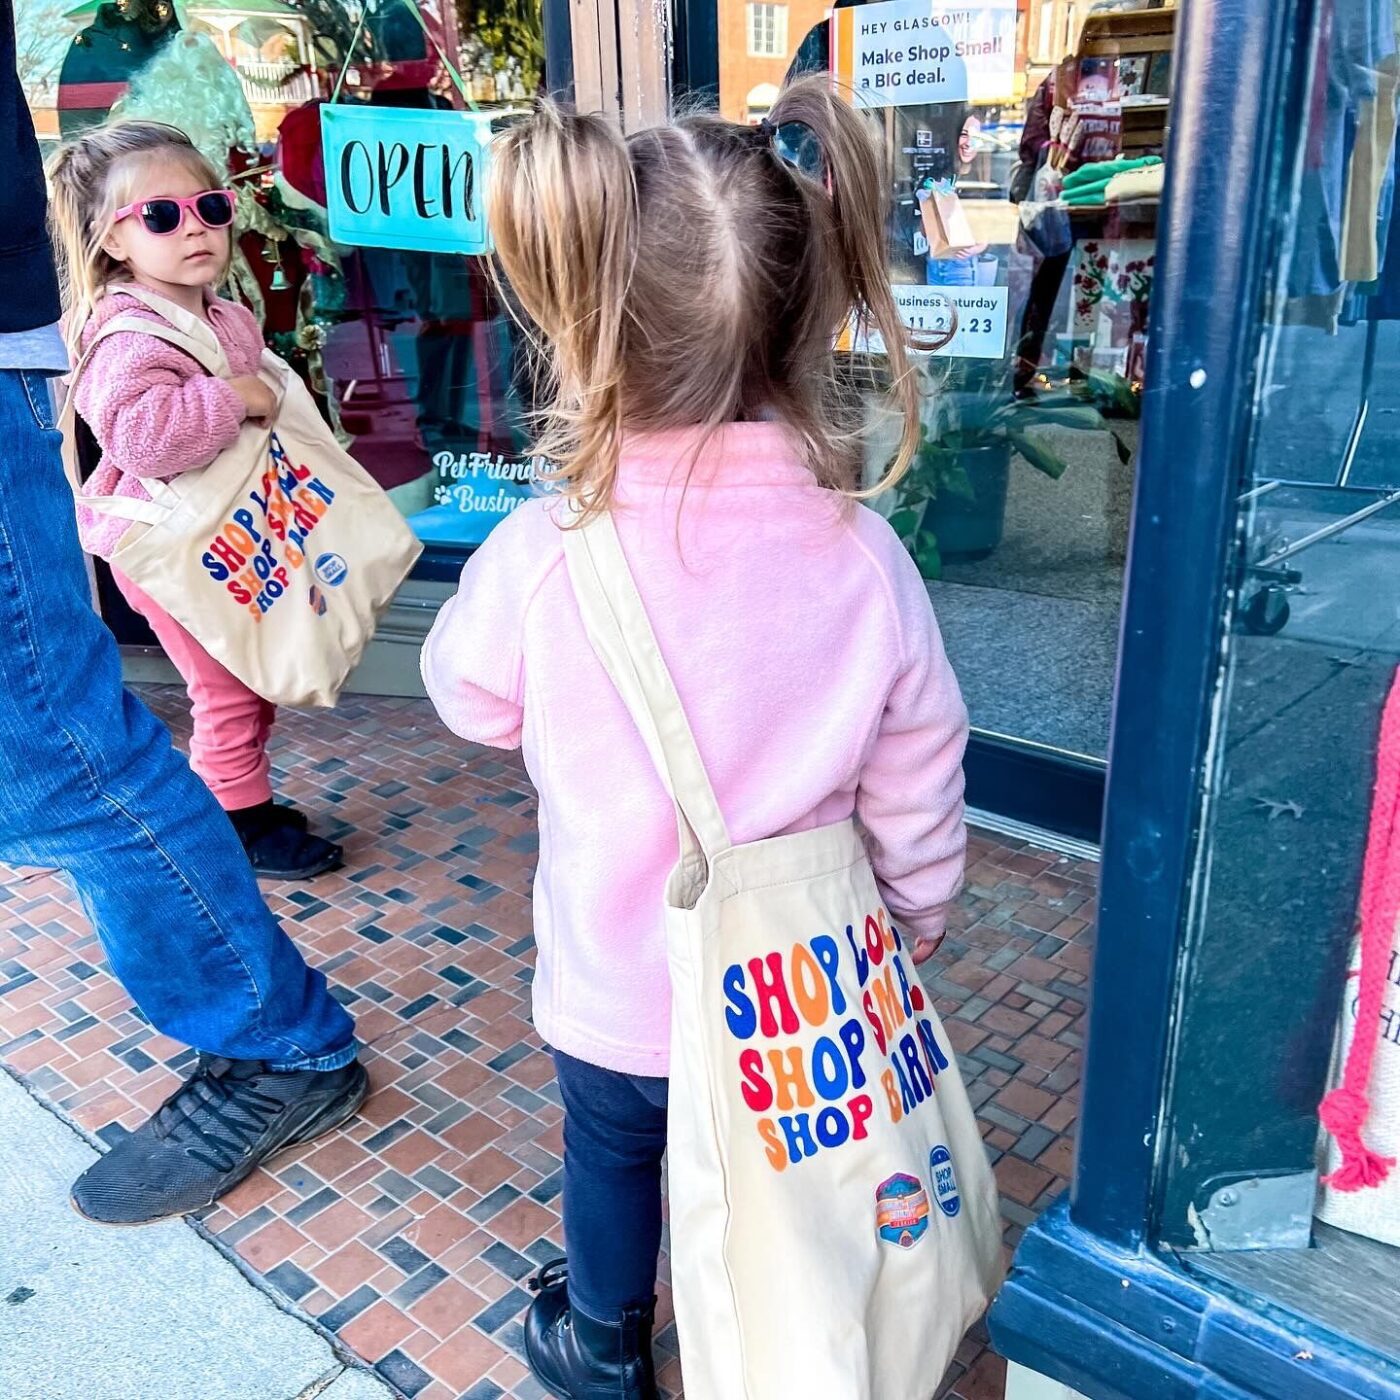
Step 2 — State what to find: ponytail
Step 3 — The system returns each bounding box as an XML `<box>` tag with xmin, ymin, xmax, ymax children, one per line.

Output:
<box><xmin>490</xmin><ymin>78</ymin><xmax>934</xmax><ymax>509</ymax></box>
<box><xmin>767</xmin><ymin>78</ymin><xmax>927</xmax><ymax>493</ymax></box>
<box><xmin>488</xmin><ymin>104</ymin><xmax>638</xmax><ymax>517</ymax></box>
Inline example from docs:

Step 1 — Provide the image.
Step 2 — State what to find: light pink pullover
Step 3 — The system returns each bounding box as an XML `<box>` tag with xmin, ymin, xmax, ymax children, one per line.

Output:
<box><xmin>422</xmin><ymin>423</ymin><xmax>969</xmax><ymax>1076</ymax></box>
<box><xmin>72</xmin><ymin>285</ymin><xmax>262</xmax><ymax>558</ymax></box>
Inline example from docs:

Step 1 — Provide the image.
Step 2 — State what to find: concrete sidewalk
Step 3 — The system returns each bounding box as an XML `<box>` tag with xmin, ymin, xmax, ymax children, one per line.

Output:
<box><xmin>0</xmin><ymin>1069</ymin><xmax>396</xmax><ymax>1400</ymax></box>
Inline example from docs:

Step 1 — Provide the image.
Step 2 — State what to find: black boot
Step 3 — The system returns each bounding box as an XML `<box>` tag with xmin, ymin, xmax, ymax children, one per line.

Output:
<box><xmin>525</xmin><ymin>1260</ymin><xmax>659</xmax><ymax>1400</ymax></box>
<box><xmin>228</xmin><ymin>800</ymin><xmax>342</xmax><ymax>880</ymax></box>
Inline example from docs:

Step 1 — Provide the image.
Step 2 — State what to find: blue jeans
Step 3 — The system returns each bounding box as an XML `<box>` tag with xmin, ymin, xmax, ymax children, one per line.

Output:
<box><xmin>554</xmin><ymin>1049</ymin><xmax>669</xmax><ymax>1321</ymax></box>
<box><xmin>0</xmin><ymin>369</ymin><xmax>355</xmax><ymax>1071</ymax></box>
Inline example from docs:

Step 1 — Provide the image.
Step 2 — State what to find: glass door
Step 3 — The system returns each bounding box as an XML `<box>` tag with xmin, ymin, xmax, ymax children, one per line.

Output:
<box><xmin>18</xmin><ymin>0</ymin><xmax>549</xmax><ymax>650</ymax></box>
<box><xmin>683</xmin><ymin>0</ymin><xmax>1179</xmax><ymax>839</ymax></box>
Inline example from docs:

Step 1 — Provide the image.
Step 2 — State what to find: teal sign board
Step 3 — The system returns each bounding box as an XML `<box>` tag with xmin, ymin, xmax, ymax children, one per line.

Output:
<box><xmin>321</xmin><ymin>105</ymin><xmax>496</xmax><ymax>255</ymax></box>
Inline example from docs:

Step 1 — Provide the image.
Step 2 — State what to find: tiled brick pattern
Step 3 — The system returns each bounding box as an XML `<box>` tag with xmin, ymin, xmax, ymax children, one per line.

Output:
<box><xmin>0</xmin><ymin>687</ymin><xmax>1095</xmax><ymax>1400</ymax></box>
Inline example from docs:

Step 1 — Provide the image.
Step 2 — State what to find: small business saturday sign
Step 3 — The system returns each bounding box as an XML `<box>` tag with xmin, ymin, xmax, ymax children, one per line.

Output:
<box><xmin>853</xmin><ymin>286</ymin><xmax>1009</xmax><ymax>359</ymax></box>
<box><xmin>832</xmin><ymin>0</ymin><xmax>1018</xmax><ymax>107</ymax></box>
<box><xmin>322</xmin><ymin>105</ymin><xmax>496</xmax><ymax>255</ymax></box>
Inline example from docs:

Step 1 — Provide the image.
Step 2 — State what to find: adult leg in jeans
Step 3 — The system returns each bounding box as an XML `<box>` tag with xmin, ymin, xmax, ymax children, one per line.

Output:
<box><xmin>525</xmin><ymin>1048</ymin><xmax>666</xmax><ymax>1400</ymax></box>
<box><xmin>0</xmin><ymin>370</ymin><xmax>365</xmax><ymax>1223</ymax></box>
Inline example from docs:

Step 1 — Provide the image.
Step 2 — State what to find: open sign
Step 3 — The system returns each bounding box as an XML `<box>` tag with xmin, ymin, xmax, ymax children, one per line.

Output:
<box><xmin>322</xmin><ymin>105</ymin><xmax>499</xmax><ymax>255</ymax></box>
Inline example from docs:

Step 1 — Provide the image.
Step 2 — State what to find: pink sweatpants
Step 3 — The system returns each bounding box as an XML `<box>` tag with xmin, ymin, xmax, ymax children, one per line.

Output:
<box><xmin>112</xmin><ymin>570</ymin><xmax>275</xmax><ymax>812</ymax></box>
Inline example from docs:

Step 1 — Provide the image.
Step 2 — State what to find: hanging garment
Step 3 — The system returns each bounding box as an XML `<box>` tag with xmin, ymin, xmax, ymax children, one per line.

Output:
<box><xmin>1289</xmin><ymin>0</ymin><xmax>1398</xmax><ymax>299</ymax></box>
<box><xmin>1342</xmin><ymin>52</ymin><xmax>1400</xmax><ymax>280</ymax></box>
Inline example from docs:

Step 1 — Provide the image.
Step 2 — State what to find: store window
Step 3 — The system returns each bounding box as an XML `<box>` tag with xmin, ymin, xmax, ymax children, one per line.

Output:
<box><xmin>719</xmin><ymin>0</ymin><xmax>1169</xmax><ymax>766</ymax></box>
<box><xmin>1153</xmin><ymin>0</ymin><xmax>1400</xmax><ymax>1262</ymax></box>
<box><xmin>20</xmin><ymin>0</ymin><xmax>543</xmax><ymax>555</ymax></box>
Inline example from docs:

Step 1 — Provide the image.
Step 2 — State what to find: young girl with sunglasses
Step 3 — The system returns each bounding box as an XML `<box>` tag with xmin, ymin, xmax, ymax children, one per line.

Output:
<box><xmin>48</xmin><ymin>122</ymin><xmax>342</xmax><ymax>880</ymax></box>
<box><xmin>423</xmin><ymin>79</ymin><xmax>969</xmax><ymax>1399</ymax></box>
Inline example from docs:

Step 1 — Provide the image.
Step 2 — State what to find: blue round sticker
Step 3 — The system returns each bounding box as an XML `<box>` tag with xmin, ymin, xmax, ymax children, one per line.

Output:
<box><xmin>929</xmin><ymin>1145</ymin><xmax>961</xmax><ymax>1218</ymax></box>
<box><xmin>314</xmin><ymin>553</ymin><xmax>349</xmax><ymax>587</ymax></box>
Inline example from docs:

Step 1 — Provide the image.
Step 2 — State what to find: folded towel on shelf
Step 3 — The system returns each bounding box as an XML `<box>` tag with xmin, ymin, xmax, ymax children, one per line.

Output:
<box><xmin>1061</xmin><ymin>154</ymin><xmax>1162</xmax><ymax>194</ymax></box>
<box><xmin>1105</xmin><ymin>162</ymin><xmax>1165</xmax><ymax>203</ymax></box>
<box><xmin>1063</xmin><ymin>187</ymin><xmax>1114</xmax><ymax>207</ymax></box>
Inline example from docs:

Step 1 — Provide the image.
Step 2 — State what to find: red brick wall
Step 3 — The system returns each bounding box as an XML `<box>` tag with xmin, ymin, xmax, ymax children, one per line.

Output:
<box><xmin>718</xmin><ymin>0</ymin><xmax>831</xmax><ymax>124</ymax></box>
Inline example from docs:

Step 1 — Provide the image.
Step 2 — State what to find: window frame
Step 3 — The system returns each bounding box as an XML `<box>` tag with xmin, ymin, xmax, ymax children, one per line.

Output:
<box><xmin>746</xmin><ymin>2</ymin><xmax>787</xmax><ymax>59</ymax></box>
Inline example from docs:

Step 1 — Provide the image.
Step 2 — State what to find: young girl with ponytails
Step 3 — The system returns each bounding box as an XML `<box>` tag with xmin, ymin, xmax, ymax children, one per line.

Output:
<box><xmin>48</xmin><ymin>122</ymin><xmax>342</xmax><ymax>880</ymax></box>
<box><xmin>423</xmin><ymin>78</ymin><xmax>969</xmax><ymax>1398</ymax></box>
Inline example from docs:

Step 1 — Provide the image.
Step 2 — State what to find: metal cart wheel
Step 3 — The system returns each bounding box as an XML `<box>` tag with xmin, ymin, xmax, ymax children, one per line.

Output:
<box><xmin>1241</xmin><ymin>585</ymin><xmax>1290</xmax><ymax>636</ymax></box>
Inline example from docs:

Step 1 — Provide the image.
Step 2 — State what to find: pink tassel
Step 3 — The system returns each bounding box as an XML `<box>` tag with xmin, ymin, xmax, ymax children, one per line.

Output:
<box><xmin>1319</xmin><ymin>1087</ymin><xmax>1396</xmax><ymax>1191</ymax></box>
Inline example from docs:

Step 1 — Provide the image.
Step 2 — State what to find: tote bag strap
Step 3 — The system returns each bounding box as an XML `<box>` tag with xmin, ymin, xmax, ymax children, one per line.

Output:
<box><xmin>57</xmin><ymin>312</ymin><xmax>228</xmax><ymax>506</ymax></box>
<box><xmin>561</xmin><ymin>508</ymin><xmax>732</xmax><ymax>864</ymax></box>
<box><xmin>107</xmin><ymin>284</ymin><xmax>233</xmax><ymax>376</ymax></box>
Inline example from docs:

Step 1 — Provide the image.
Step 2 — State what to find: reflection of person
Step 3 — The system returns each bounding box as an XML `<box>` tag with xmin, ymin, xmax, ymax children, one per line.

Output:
<box><xmin>50</xmin><ymin>123</ymin><xmax>345</xmax><ymax>883</ymax></box>
<box><xmin>58</xmin><ymin>0</ymin><xmax>180</xmax><ymax>139</ymax></box>
<box><xmin>3</xmin><ymin>34</ymin><xmax>364</xmax><ymax>1227</ymax></box>
<box><xmin>958</xmin><ymin>112</ymin><xmax>982</xmax><ymax>171</ymax></box>
<box><xmin>1010</xmin><ymin>71</ymin><xmax>1055</xmax><ymax>201</ymax></box>
<box><xmin>1014</xmin><ymin>53</ymin><xmax>1124</xmax><ymax>391</ymax></box>
<box><xmin>424</xmin><ymin>78</ymin><xmax>971</xmax><ymax>1399</ymax></box>
<box><xmin>279</xmin><ymin>27</ymin><xmax>526</xmax><ymax>526</ymax></box>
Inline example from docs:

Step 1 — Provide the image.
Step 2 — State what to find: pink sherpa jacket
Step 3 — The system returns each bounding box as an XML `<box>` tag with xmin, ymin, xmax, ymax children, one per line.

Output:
<box><xmin>422</xmin><ymin>423</ymin><xmax>970</xmax><ymax>1076</ymax></box>
<box><xmin>73</xmin><ymin>283</ymin><xmax>264</xmax><ymax>558</ymax></box>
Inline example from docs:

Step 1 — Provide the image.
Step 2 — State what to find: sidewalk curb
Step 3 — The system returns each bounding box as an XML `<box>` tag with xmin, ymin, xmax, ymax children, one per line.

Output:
<box><xmin>1</xmin><ymin>1061</ymin><xmax>403</xmax><ymax>1400</ymax></box>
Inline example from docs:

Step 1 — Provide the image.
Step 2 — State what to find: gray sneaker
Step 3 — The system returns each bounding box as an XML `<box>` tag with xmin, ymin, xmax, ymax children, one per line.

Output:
<box><xmin>70</xmin><ymin>1055</ymin><xmax>368</xmax><ymax>1225</ymax></box>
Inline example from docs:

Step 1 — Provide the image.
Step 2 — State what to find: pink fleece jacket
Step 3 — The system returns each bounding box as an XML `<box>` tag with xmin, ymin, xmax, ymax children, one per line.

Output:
<box><xmin>73</xmin><ymin>284</ymin><xmax>264</xmax><ymax>558</ymax></box>
<box><xmin>422</xmin><ymin>423</ymin><xmax>970</xmax><ymax>1077</ymax></box>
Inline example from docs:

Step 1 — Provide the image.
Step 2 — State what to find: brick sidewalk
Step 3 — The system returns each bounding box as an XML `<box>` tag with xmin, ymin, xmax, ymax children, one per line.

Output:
<box><xmin>0</xmin><ymin>689</ymin><xmax>1095</xmax><ymax>1400</ymax></box>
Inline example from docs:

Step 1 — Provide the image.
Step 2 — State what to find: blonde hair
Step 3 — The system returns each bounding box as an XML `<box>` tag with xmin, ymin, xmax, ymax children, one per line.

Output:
<box><xmin>47</xmin><ymin>121</ymin><xmax>226</xmax><ymax>344</ymax></box>
<box><xmin>488</xmin><ymin>77</ymin><xmax>925</xmax><ymax>515</ymax></box>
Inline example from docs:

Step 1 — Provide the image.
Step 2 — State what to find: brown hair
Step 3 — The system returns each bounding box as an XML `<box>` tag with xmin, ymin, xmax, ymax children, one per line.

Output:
<box><xmin>47</xmin><ymin>121</ymin><xmax>226</xmax><ymax>346</ymax></box>
<box><xmin>488</xmin><ymin>77</ymin><xmax>924</xmax><ymax>515</ymax></box>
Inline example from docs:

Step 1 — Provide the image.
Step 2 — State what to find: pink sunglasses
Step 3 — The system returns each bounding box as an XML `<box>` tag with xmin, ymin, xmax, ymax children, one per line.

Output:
<box><xmin>114</xmin><ymin>189</ymin><xmax>237</xmax><ymax>236</ymax></box>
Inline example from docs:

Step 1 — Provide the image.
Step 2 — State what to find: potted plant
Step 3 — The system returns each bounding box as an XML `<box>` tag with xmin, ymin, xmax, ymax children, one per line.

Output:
<box><xmin>886</xmin><ymin>367</ymin><xmax>1128</xmax><ymax>579</ymax></box>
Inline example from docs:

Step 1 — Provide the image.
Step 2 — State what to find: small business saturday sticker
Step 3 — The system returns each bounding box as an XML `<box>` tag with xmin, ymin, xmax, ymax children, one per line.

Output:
<box><xmin>876</xmin><ymin>1172</ymin><xmax>932</xmax><ymax>1248</ymax></box>
<box><xmin>852</xmin><ymin>285</ymin><xmax>1008</xmax><ymax>360</ymax></box>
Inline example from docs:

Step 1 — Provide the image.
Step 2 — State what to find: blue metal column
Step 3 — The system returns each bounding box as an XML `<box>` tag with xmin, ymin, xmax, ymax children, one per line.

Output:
<box><xmin>1070</xmin><ymin>0</ymin><xmax>1301</xmax><ymax>1248</ymax></box>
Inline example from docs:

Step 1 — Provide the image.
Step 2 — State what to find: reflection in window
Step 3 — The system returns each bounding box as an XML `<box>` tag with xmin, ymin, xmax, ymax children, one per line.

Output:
<box><xmin>21</xmin><ymin>0</ymin><xmax>543</xmax><ymax>553</ymax></box>
<box><xmin>735</xmin><ymin>2</ymin><xmax>1168</xmax><ymax>760</ymax></box>
<box><xmin>745</xmin><ymin>81</ymin><xmax>780</xmax><ymax>123</ymax></box>
<box><xmin>747</xmin><ymin>2</ymin><xmax>787</xmax><ymax>58</ymax></box>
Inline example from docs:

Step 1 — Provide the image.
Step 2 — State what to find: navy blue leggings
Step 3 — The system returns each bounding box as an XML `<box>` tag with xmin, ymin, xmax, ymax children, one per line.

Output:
<box><xmin>553</xmin><ymin>1049</ymin><xmax>669</xmax><ymax>1323</ymax></box>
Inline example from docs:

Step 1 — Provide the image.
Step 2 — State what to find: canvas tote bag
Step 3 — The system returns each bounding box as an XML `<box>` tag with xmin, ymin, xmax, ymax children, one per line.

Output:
<box><xmin>562</xmin><ymin>510</ymin><xmax>1003</xmax><ymax>1400</ymax></box>
<box><xmin>61</xmin><ymin>286</ymin><xmax>422</xmax><ymax>707</ymax></box>
<box><xmin>1317</xmin><ymin>665</ymin><xmax>1400</xmax><ymax>1245</ymax></box>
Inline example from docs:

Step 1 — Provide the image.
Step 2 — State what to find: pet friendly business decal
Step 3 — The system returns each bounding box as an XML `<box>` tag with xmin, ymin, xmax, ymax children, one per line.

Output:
<box><xmin>201</xmin><ymin>434</ymin><xmax>338</xmax><ymax>621</ymax></box>
<box><xmin>832</xmin><ymin>0</ymin><xmax>1017</xmax><ymax>107</ymax></box>
<box><xmin>432</xmin><ymin>450</ymin><xmax>544</xmax><ymax>519</ymax></box>
<box><xmin>322</xmin><ymin>105</ymin><xmax>497</xmax><ymax>255</ymax></box>
<box><xmin>723</xmin><ymin>905</ymin><xmax>961</xmax><ymax>1243</ymax></box>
